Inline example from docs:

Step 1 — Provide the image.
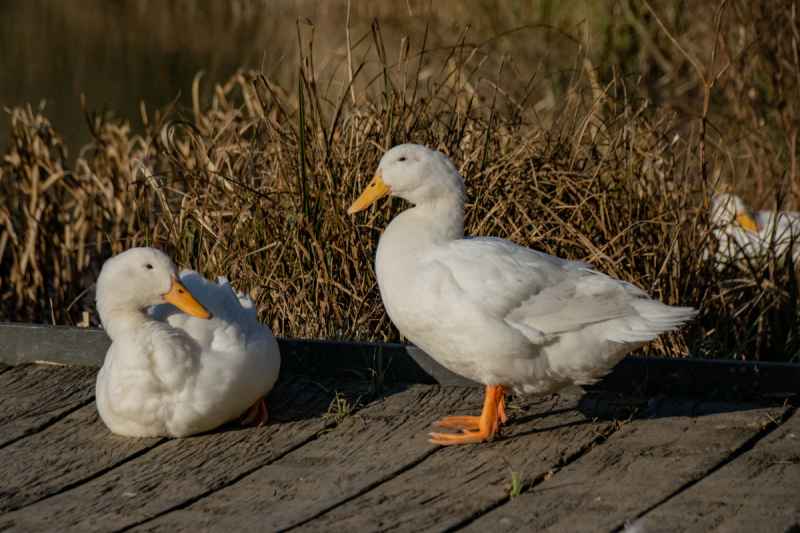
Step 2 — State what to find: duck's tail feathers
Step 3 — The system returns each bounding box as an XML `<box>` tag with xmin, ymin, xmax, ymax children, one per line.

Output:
<box><xmin>608</xmin><ymin>301</ymin><xmax>698</xmax><ymax>345</ymax></box>
<box><xmin>216</xmin><ymin>276</ymin><xmax>261</xmax><ymax>326</ymax></box>
<box><xmin>214</xmin><ymin>277</ymin><xmax>274</xmax><ymax>353</ymax></box>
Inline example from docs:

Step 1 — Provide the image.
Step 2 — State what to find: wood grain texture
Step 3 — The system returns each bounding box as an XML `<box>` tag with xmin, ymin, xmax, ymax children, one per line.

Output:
<box><xmin>0</xmin><ymin>377</ymin><xmax>357</xmax><ymax>533</ymax></box>
<box><xmin>0</xmin><ymin>364</ymin><xmax>97</xmax><ymax>448</ymax></box>
<box><xmin>0</xmin><ymin>324</ymin><xmax>481</xmax><ymax>386</ymax></box>
<box><xmin>634</xmin><ymin>409</ymin><xmax>800</xmax><ymax>533</ymax></box>
<box><xmin>4</xmin><ymin>322</ymin><xmax>800</xmax><ymax>401</ymax></box>
<box><xmin>0</xmin><ymin>323</ymin><xmax>111</xmax><ymax>366</ymax></box>
<box><xmin>0</xmin><ymin>363</ymin><xmax>795</xmax><ymax>533</ymax></box>
<box><xmin>459</xmin><ymin>398</ymin><xmax>778</xmax><ymax>533</ymax></box>
<box><xmin>288</xmin><ymin>389</ymin><xmax>616</xmax><ymax>533</ymax></box>
<box><xmin>129</xmin><ymin>384</ymin><xmax>485</xmax><ymax>532</ymax></box>
<box><xmin>0</xmin><ymin>403</ymin><xmax>162</xmax><ymax>514</ymax></box>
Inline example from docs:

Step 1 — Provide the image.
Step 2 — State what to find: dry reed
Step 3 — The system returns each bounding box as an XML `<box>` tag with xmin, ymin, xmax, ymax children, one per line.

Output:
<box><xmin>1</xmin><ymin>9</ymin><xmax>799</xmax><ymax>362</ymax></box>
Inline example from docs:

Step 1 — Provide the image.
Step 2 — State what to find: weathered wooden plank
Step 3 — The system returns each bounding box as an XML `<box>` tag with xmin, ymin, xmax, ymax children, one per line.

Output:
<box><xmin>277</xmin><ymin>389</ymin><xmax>617</xmax><ymax>533</ymax></box>
<box><xmin>633</xmin><ymin>409</ymin><xmax>799</xmax><ymax>533</ymax></box>
<box><xmin>459</xmin><ymin>397</ymin><xmax>778</xmax><ymax>533</ymax></box>
<box><xmin>0</xmin><ymin>377</ymin><xmax>359</xmax><ymax>532</ymax></box>
<box><xmin>587</xmin><ymin>355</ymin><xmax>800</xmax><ymax>403</ymax></box>
<box><xmin>0</xmin><ymin>323</ymin><xmax>111</xmax><ymax>366</ymax></box>
<box><xmin>0</xmin><ymin>323</ymin><xmax>479</xmax><ymax>387</ymax></box>
<box><xmin>0</xmin><ymin>364</ymin><xmax>97</xmax><ymax>448</ymax></box>
<box><xmin>0</xmin><ymin>403</ymin><xmax>162</xmax><ymax>514</ymax></box>
<box><xmin>4</xmin><ymin>322</ymin><xmax>800</xmax><ymax>402</ymax></box>
<box><xmin>125</xmin><ymin>384</ymin><xmax>485</xmax><ymax>532</ymax></box>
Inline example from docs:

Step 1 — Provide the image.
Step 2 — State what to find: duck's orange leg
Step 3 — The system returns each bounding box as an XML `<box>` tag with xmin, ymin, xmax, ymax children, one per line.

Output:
<box><xmin>434</xmin><ymin>387</ymin><xmax>508</xmax><ymax>432</ymax></box>
<box><xmin>430</xmin><ymin>385</ymin><xmax>505</xmax><ymax>445</ymax></box>
<box><xmin>498</xmin><ymin>391</ymin><xmax>508</xmax><ymax>424</ymax></box>
<box><xmin>239</xmin><ymin>397</ymin><xmax>269</xmax><ymax>427</ymax></box>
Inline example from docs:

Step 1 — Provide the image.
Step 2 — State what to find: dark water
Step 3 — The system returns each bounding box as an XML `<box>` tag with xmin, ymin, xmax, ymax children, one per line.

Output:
<box><xmin>0</xmin><ymin>0</ymin><xmax>293</xmax><ymax>153</ymax></box>
<box><xmin>0</xmin><ymin>0</ymin><xmax>595</xmax><ymax>156</ymax></box>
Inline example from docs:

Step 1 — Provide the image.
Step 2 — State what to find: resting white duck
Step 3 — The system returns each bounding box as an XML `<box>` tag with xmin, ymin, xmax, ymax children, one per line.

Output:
<box><xmin>95</xmin><ymin>247</ymin><xmax>280</xmax><ymax>438</ymax></box>
<box><xmin>347</xmin><ymin>144</ymin><xmax>697</xmax><ymax>446</ymax></box>
<box><xmin>709</xmin><ymin>194</ymin><xmax>800</xmax><ymax>270</ymax></box>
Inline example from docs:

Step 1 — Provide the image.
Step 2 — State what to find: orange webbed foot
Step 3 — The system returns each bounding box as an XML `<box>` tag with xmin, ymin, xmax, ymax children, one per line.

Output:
<box><xmin>239</xmin><ymin>397</ymin><xmax>269</xmax><ymax>427</ymax></box>
<box><xmin>433</xmin><ymin>415</ymin><xmax>481</xmax><ymax>431</ymax></box>
<box><xmin>429</xmin><ymin>385</ymin><xmax>505</xmax><ymax>446</ymax></box>
<box><xmin>429</xmin><ymin>427</ymin><xmax>496</xmax><ymax>445</ymax></box>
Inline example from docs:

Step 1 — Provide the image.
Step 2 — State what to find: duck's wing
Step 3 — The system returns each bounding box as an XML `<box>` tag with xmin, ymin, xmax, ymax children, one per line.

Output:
<box><xmin>753</xmin><ymin>211</ymin><xmax>800</xmax><ymax>258</ymax></box>
<box><xmin>210</xmin><ymin>275</ymin><xmax>273</xmax><ymax>354</ymax></box>
<box><xmin>435</xmin><ymin>237</ymin><xmax>694</xmax><ymax>346</ymax></box>
<box><xmin>765</xmin><ymin>211</ymin><xmax>800</xmax><ymax>235</ymax></box>
<box><xmin>768</xmin><ymin>211</ymin><xmax>800</xmax><ymax>262</ymax></box>
<box><xmin>148</xmin><ymin>270</ymin><xmax>270</xmax><ymax>353</ymax></box>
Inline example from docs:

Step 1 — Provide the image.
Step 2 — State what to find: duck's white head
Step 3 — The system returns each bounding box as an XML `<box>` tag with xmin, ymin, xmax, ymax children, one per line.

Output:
<box><xmin>711</xmin><ymin>194</ymin><xmax>760</xmax><ymax>232</ymax></box>
<box><xmin>347</xmin><ymin>144</ymin><xmax>466</xmax><ymax>214</ymax></box>
<box><xmin>96</xmin><ymin>248</ymin><xmax>211</xmax><ymax>336</ymax></box>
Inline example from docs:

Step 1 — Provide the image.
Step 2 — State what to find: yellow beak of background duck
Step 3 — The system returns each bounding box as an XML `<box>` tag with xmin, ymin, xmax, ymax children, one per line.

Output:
<box><xmin>736</xmin><ymin>212</ymin><xmax>760</xmax><ymax>233</ymax></box>
<box><xmin>163</xmin><ymin>278</ymin><xmax>213</xmax><ymax>319</ymax></box>
<box><xmin>347</xmin><ymin>169</ymin><xmax>392</xmax><ymax>215</ymax></box>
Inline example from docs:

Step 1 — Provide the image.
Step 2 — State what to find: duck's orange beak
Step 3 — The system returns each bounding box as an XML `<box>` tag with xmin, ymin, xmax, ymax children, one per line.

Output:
<box><xmin>347</xmin><ymin>169</ymin><xmax>392</xmax><ymax>215</ymax></box>
<box><xmin>163</xmin><ymin>278</ymin><xmax>212</xmax><ymax>319</ymax></box>
<box><xmin>736</xmin><ymin>211</ymin><xmax>760</xmax><ymax>233</ymax></box>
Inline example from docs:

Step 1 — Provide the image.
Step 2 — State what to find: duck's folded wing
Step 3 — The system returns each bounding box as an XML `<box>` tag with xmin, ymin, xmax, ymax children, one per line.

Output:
<box><xmin>437</xmin><ymin>237</ymin><xmax>687</xmax><ymax>346</ymax></box>
<box><xmin>148</xmin><ymin>270</ymin><xmax>261</xmax><ymax>352</ymax></box>
<box><xmin>215</xmin><ymin>276</ymin><xmax>273</xmax><ymax>353</ymax></box>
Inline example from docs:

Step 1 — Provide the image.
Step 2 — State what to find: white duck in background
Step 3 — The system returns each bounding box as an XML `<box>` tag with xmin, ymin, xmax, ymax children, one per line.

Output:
<box><xmin>709</xmin><ymin>194</ymin><xmax>800</xmax><ymax>270</ymax></box>
<box><xmin>348</xmin><ymin>144</ymin><xmax>697</xmax><ymax>446</ymax></box>
<box><xmin>95</xmin><ymin>247</ymin><xmax>280</xmax><ymax>438</ymax></box>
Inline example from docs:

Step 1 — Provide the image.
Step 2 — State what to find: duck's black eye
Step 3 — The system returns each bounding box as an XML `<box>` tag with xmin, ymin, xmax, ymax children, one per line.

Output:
<box><xmin>398</xmin><ymin>156</ymin><xmax>407</xmax><ymax>162</ymax></box>
<box><xmin>146</xmin><ymin>264</ymin><xmax>153</xmax><ymax>269</ymax></box>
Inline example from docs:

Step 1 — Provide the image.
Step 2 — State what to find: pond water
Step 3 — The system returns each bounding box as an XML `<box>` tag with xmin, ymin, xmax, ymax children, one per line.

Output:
<box><xmin>0</xmin><ymin>0</ymin><xmax>599</xmax><ymax>155</ymax></box>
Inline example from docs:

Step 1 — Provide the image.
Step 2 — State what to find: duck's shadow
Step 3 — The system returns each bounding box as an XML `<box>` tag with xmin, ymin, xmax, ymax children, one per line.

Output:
<box><xmin>197</xmin><ymin>379</ymin><xmax>776</xmax><ymax>440</ymax></box>
<box><xmin>577</xmin><ymin>391</ymin><xmax>776</xmax><ymax>421</ymax></box>
<box><xmin>191</xmin><ymin>375</ymin><xmax>368</xmax><ymax>438</ymax></box>
<box><xmin>499</xmin><ymin>391</ymin><xmax>779</xmax><ymax>444</ymax></box>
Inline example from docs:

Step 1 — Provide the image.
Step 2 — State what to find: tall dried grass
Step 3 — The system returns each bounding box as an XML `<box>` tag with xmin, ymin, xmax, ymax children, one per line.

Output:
<box><xmin>1</xmin><ymin>9</ymin><xmax>799</xmax><ymax>362</ymax></box>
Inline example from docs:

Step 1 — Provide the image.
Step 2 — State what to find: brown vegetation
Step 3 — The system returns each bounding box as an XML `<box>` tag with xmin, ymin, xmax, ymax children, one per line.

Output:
<box><xmin>1</xmin><ymin>0</ymin><xmax>799</xmax><ymax>362</ymax></box>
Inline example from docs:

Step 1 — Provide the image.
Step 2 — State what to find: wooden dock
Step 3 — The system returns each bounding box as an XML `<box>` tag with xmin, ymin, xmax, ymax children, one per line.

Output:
<box><xmin>0</xmin><ymin>357</ymin><xmax>798</xmax><ymax>532</ymax></box>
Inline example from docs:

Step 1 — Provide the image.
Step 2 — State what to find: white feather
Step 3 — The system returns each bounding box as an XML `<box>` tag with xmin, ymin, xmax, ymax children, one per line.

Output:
<box><xmin>371</xmin><ymin>144</ymin><xmax>697</xmax><ymax>396</ymax></box>
<box><xmin>95</xmin><ymin>248</ymin><xmax>280</xmax><ymax>438</ymax></box>
<box><xmin>709</xmin><ymin>193</ymin><xmax>800</xmax><ymax>270</ymax></box>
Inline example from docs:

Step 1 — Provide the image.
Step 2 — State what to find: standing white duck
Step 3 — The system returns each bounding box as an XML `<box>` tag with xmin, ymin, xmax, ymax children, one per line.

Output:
<box><xmin>347</xmin><ymin>144</ymin><xmax>697</xmax><ymax>446</ymax></box>
<box><xmin>95</xmin><ymin>247</ymin><xmax>280</xmax><ymax>438</ymax></box>
<box><xmin>709</xmin><ymin>193</ymin><xmax>800</xmax><ymax>270</ymax></box>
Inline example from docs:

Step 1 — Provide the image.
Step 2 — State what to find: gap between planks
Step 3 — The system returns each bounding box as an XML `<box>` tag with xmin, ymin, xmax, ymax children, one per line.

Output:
<box><xmin>115</xmin><ymin>420</ymin><xmax>356</xmax><ymax>533</ymax></box>
<box><xmin>0</xmin><ymin>403</ymin><xmax>167</xmax><ymax>514</ymax></box>
<box><xmin>0</xmin><ymin>376</ymin><xmax>369</xmax><ymax>533</ymax></box>
<box><xmin>283</xmin><ymin>391</ymin><xmax>622</xmax><ymax>533</ymax></box>
<box><xmin>1</xmin><ymin>365</ymin><xmax>790</xmax><ymax>533</ymax></box>
<box><xmin>619</xmin><ymin>405</ymin><xmax>799</xmax><ymax>533</ymax></box>
<box><xmin>0</xmin><ymin>397</ymin><xmax>97</xmax><ymax>452</ymax></box>
<box><xmin>122</xmin><ymin>385</ymin><xmax>479</xmax><ymax>533</ymax></box>
<box><xmin>0</xmin><ymin>365</ymin><xmax>97</xmax><ymax>450</ymax></box>
<box><xmin>453</xmin><ymin>398</ymin><xmax>782</xmax><ymax>533</ymax></box>
<box><xmin>610</xmin><ymin>409</ymin><xmax>792</xmax><ymax>532</ymax></box>
<box><xmin>141</xmin><ymin>389</ymin><xmax>627</xmax><ymax>533</ymax></box>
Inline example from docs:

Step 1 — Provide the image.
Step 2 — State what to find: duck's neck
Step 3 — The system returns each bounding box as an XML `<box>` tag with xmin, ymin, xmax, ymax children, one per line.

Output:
<box><xmin>376</xmin><ymin>196</ymin><xmax>465</xmax><ymax>271</ymax></box>
<box><xmin>100</xmin><ymin>307</ymin><xmax>156</xmax><ymax>342</ymax></box>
